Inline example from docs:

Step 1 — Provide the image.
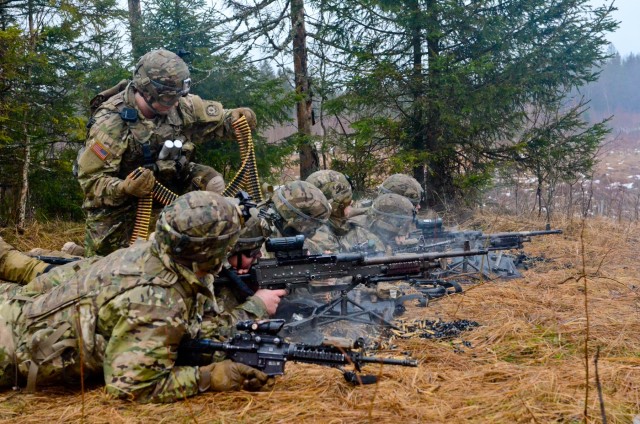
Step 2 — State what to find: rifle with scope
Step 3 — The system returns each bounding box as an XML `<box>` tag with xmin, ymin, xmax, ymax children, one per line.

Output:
<box><xmin>177</xmin><ymin>319</ymin><xmax>418</xmax><ymax>384</ymax></box>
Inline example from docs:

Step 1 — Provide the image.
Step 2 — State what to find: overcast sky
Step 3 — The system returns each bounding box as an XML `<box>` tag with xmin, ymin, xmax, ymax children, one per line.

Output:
<box><xmin>591</xmin><ymin>0</ymin><xmax>640</xmax><ymax>57</ymax></box>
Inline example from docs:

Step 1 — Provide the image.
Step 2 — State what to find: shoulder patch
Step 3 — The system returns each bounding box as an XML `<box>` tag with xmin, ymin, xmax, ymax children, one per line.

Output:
<box><xmin>206</xmin><ymin>104</ymin><xmax>219</xmax><ymax>116</ymax></box>
<box><xmin>90</xmin><ymin>140</ymin><xmax>111</xmax><ymax>161</ymax></box>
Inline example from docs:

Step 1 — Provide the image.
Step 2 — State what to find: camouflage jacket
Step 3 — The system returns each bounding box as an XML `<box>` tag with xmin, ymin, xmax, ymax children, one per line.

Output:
<box><xmin>258</xmin><ymin>202</ymin><xmax>335</xmax><ymax>256</ymax></box>
<box><xmin>77</xmin><ymin>84</ymin><xmax>228</xmax><ymax>210</ymax></box>
<box><xmin>307</xmin><ymin>224</ymin><xmax>341</xmax><ymax>254</ymax></box>
<box><xmin>339</xmin><ymin>222</ymin><xmax>387</xmax><ymax>255</ymax></box>
<box><xmin>0</xmin><ymin>240</ymin><xmax>265</xmax><ymax>403</ymax></box>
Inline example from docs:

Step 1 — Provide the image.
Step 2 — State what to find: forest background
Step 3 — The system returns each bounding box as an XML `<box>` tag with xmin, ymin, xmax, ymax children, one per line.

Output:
<box><xmin>0</xmin><ymin>0</ymin><xmax>636</xmax><ymax>229</ymax></box>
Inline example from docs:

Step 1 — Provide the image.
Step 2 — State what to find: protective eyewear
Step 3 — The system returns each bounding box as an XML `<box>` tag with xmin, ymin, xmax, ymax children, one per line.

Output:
<box><xmin>150</xmin><ymin>77</ymin><xmax>191</xmax><ymax>97</ymax></box>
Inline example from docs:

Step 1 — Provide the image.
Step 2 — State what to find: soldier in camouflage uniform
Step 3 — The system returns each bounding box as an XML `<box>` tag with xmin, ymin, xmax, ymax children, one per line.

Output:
<box><xmin>0</xmin><ymin>192</ymin><xmax>273</xmax><ymax>402</ymax></box>
<box><xmin>336</xmin><ymin>222</ymin><xmax>386</xmax><ymax>254</ymax></box>
<box><xmin>226</xmin><ymin>216</ymin><xmax>271</xmax><ymax>274</ymax></box>
<box><xmin>263</xmin><ymin>180</ymin><xmax>335</xmax><ymax>254</ymax></box>
<box><xmin>342</xmin><ymin>193</ymin><xmax>416</xmax><ymax>255</ymax></box>
<box><xmin>305</xmin><ymin>170</ymin><xmax>383</xmax><ymax>254</ymax></box>
<box><xmin>379</xmin><ymin>174</ymin><xmax>424</xmax><ymax>210</ymax></box>
<box><xmin>200</xmin><ymin>216</ymin><xmax>286</xmax><ymax>340</ymax></box>
<box><xmin>368</xmin><ymin>193</ymin><xmax>417</xmax><ymax>248</ymax></box>
<box><xmin>78</xmin><ymin>48</ymin><xmax>257</xmax><ymax>256</ymax></box>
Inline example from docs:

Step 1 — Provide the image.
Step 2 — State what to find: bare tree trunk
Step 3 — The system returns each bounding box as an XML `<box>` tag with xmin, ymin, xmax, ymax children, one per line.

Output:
<box><xmin>291</xmin><ymin>0</ymin><xmax>318</xmax><ymax>179</ymax></box>
<box><xmin>128</xmin><ymin>0</ymin><xmax>143</xmax><ymax>59</ymax></box>
<box><xmin>535</xmin><ymin>179</ymin><xmax>543</xmax><ymax>217</ymax></box>
<box><xmin>617</xmin><ymin>188</ymin><xmax>625</xmax><ymax>223</ymax></box>
<box><xmin>17</xmin><ymin>125</ymin><xmax>31</xmax><ymax>231</ymax></box>
<box><xmin>409</xmin><ymin>0</ymin><xmax>425</xmax><ymax>203</ymax></box>
<box><xmin>545</xmin><ymin>181</ymin><xmax>556</xmax><ymax>223</ymax></box>
<box><xmin>566</xmin><ymin>182</ymin><xmax>575</xmax><ymax>222</ymax></box>
<box><xmin>17</xmin><ymin>0</ymin><xmax>35</xmax><ymax>232</ymax></box>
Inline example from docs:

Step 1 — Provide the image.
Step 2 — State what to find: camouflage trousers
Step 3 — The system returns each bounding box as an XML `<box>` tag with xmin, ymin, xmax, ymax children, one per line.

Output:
<box><xmin>0</xmin><ymin>257</ymin><xmax>101</xmax><ymax>391</ymax></box>
<box><xmin>84</xmin><ymin>203</ymin><xmax>148</xmax><ymax>257</ymax></box>
<box><xmin>0</xmin><ymin>283</ymin><xmax>25</xmax><ymax>388</ymax></box>
<box><xmin>0</xmin><ymin>296</ymin><xmax>92</xmax><ymax>391</ymax></box>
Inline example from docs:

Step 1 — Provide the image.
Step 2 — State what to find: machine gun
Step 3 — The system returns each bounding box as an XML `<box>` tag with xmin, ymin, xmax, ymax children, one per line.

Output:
<box><xmin>217</xmin><ymin>235</ymin><xmax>486</xmax><ymax>331</ymax></box>
<box><xmin>220</xmin><ymin>234</ymin><xmax>487</xmax><ymax>293</ymax></box>
<box><xmin>177</xmin><ymin>319</ymin><xmax>418</xmax><ymax>384</ymax></box>
<box><xmin>408</xmin><ymin>219</ymin><xmax>562</xmax><ymax>279</ymax></box>
<box><xmin>410</xmin><ymin>218</ymin><xmax>562</xmax><ymax>252</ymax></box>
<box><xmin>475</xmin><ymin>229</ymin><xmax>563</xmax><ymax>251</ymax></box>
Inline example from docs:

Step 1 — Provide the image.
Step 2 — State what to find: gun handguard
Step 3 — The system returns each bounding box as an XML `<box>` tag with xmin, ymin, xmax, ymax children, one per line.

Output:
<box><xmin>177</xmin><ymin>319</ymin><xmax>417</xmax><ymax>376</ymax></box>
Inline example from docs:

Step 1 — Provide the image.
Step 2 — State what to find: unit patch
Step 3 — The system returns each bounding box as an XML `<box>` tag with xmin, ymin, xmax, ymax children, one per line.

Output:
<box><xmin>206</xmin><ymin>104</ymin><xmax>218</xmax><ymax>116</ymax></box>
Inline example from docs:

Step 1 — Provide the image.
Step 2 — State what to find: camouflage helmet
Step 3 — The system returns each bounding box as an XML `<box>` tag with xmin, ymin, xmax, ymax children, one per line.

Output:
<box><xmin>229</xmin><ymin>216</ymin><xmax>272</xmax><ymax>255</ymax></box>
<box><xmin>379</xmin><ymin>174</ymin><xmax>424</xmax><ymax>206</ymax></box>
<box><xmin>133</xmin><ymin>49</ymin><xmax>191</xmax><ymax>107</ymax></box>
<box><xmin>271</xmin><ymin>181</ymin><xmax>331</xmax><ymax>237</ymax></box>
<box><xmin>368</xmin><ymin>193</ymin><xmax>415</xmax><ymax>241</ymax></box>
<box><xmin>155</xmin><ymin>191</ymin><xmax>241</xmax><ymax>271</ymax></box>
<box><xmin>306</xmin><ymin>170</ymin><xmax>353</xmax><ymax>218</ymax></box>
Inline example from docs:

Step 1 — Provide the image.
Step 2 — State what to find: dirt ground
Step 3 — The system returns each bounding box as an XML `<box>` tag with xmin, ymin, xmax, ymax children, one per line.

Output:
<box><xmin>1</xmin><ymin>214</ymin><xmax>639</xmax><ymax>423</ymax></box>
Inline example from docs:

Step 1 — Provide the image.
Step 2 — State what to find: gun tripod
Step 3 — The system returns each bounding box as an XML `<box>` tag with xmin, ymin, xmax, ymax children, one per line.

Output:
<box><xmin>282</xmin><ymin>286</ymin><xmax>403</xmax><ymax>334</ymax></box>
<box><xmin>441</xmin><ymin>253</ymin><xmax>491</xmax><ymax>279</ymax></box>
<box><xmin>442</xmin><ymin>250</ymin><xmax>522</xmax><ymax>280</ymax></box>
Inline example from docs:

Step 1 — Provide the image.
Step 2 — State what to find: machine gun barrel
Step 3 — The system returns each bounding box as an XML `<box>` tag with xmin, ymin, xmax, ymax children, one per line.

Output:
<box><xmin>485</xmin><ymin>229</ymin><xmax>563</xmax><ymax>238</ymax></box>
<box><xmin>478</xmin><ymin>229</ymin><xmax>563</xmax><ymax>251</ymax></box>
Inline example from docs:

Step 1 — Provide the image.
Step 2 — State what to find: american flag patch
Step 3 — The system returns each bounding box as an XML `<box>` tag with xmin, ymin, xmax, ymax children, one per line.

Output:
<box><xmin>90</xmin><ymin>140</ymin><xmax>110</xmax><ymax>161</ymax></box>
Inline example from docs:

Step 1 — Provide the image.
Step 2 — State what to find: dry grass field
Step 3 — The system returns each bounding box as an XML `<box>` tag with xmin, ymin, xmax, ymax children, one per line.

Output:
<box><xmin>1</xmin><ymin>213</ymin><xmax>639</xmax><ymax>423</ymax></box>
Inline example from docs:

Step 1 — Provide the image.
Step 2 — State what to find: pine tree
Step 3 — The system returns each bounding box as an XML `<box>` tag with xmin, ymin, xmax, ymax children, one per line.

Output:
<box><xmin>312</xmin><ymin>0</ymin><xmax>617</xmax><ymax>207</ymax></box>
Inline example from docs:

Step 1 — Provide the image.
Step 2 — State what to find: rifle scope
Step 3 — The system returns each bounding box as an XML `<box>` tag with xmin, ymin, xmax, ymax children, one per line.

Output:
<box><xmin>266</xmin><ymin>235</ymin><xmax>305</xmax><ymax>252</ymax></box>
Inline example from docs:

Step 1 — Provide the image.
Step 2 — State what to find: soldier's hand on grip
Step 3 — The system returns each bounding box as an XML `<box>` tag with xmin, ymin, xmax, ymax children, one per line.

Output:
<box><xmin>199</xmin><ymin>359</ymin><xmax>270</xmax><ymax>392</ymax></box>
<box><xmin>229</xmin><ymin>107</ymin><xmax>257</xmax><ymax>130</ymax></box>
<box><xmin>122</xmin><ymin>168</ymin><xmax>155</xmax><ymax>197</ymax></box>
<box><xmin>253</xmin><ymin>289</ymin><xmax>288</xmax><ymax>316</ymax></box>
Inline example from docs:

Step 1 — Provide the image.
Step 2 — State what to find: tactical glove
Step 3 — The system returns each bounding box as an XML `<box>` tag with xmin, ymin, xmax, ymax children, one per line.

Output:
<box><xmin>199</xmin><ymin>359</ymin><xmax>271</xmax><ymax>392</ymax></box>
<box><xmin>228</xmin><ymin>107</ymin><xmax>257</xmax><ymax>130</ymax></box>
<box><xmin>121</xmin><ymin>168</ymin><xmax>155</xmax><ymax>198</ymax></box>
